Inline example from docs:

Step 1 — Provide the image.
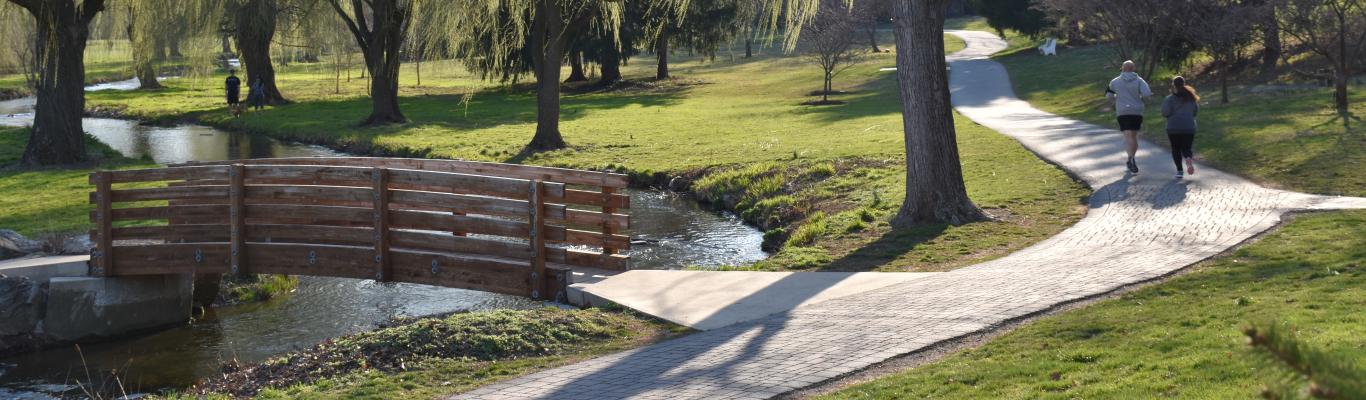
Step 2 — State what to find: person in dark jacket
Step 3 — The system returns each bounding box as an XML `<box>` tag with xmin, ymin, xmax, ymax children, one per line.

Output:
<box><xmin>225</xmin><ymin>70</ymin><xmax>242</xmax><ymax>117</ymax></box>
<box><xmin>1161</xmin><ymin>76</ymin><xmax>1200</xmax><ymax>179</ymax></box>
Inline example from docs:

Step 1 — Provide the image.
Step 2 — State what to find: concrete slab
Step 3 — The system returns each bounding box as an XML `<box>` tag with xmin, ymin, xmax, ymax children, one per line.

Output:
<box><xmin>577</xmin><ymin>270</ymin><xmax>939</xmax><ymax>330</ymax></box>
<box><xmin>0</xmin><ymin>255</ymin><xmax>89</xmax><ymax>281</ymax></box>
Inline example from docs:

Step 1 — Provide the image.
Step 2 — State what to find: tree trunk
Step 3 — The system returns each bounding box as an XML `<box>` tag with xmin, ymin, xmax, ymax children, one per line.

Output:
<box><xmin>1334</xmin><ymin>64</ymin><xmax>1349</xmax><ymax>111</ymax></box>
<box><xmin>599</xmin><ymin>45</ymin><xmax>623</xmax><ymax>85</ymax></box>
<box><xmin>867</xmin><ymin>21</ymin><xmax>881</xmax><ymax>53</ymax></box>
<box><xmin>220</xmin><ymin>33</ymin><xmax>233</xmax><ymax>54</ymax></box>
<box><xmin>21</xmin><ymin>0</ymin><xmax>105</xmax><ymax>166</ymax></box>
<box><xmin>1260</xmin><ymin>21</ymin><xmax>1280</xmax><ymax>80</ymax></box>
<box><xmin>745</xmin><ymin>37</ymin><xmax>753</xmax><ymax>58</ymax></box>
<box><xmin>656</xmin><ymin>32</ymin><xmax>670</xmax><ymax>80</ymax></box>
<box><xmin>566</xmin><ymin>52</ymin><xmax>588</xmax><ymax>82</ymax></box>
<box><xmin>526</xmin><ymin>0</ymin><xmax>575</xmax><ymax>150</ymax></box>
<box><xmin>233</xmin><ymin>0</ymin><xmax>286</xmax><ymax>105</ymax></box>
<box><xmin>127</xmin><ymin>7</ymin><xmax>162</xmax><ymax>90</ymax></box>
<box><xmin>168</xmin><ymin>36</ymin><xmax>183</xmax><ymax>58</ymax></box>
<box><xmin>1221</xmin><ymin>64</ymin><xmax>1229</xmax><ymax>104</ymax></box>
<box><xmin>890</xmin><ymin>0</ymin><xmax>986</xmax><ymax>227</ymax></box>
<box><xmin>333</xmin><ymin>0</ymin><xmax>410</xmax><ymax>125</ymax></box>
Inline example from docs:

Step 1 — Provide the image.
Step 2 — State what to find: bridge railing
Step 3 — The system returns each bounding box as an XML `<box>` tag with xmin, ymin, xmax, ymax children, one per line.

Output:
<box><xmin>88</xmin><ymin>157</ymin><xmax>631</xmax><ymax>301</ymax></box>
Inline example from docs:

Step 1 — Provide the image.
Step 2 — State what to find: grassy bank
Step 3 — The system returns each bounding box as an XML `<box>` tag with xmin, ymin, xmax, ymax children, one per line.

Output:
<box><xmin>994</xmin><ymin>39</ymin><xmax>1365</xmax><ymax>196</ymax></box>
<box><xmin>176</xmin><ymin>308</ymin><xmax>684</xmax><ymax>399</ymax></box>
<box><xmin>78</xmin><ymin>33</ymin><xmax>1087</xmax><ymax>272</ymax></box>
<box><xmin>0</xmin><ymin>127</ymin><xmax>154</xmax><ymax>236</ymax></box>
<box><xmin>823</xmin><ymin>210</ymin><xmax>1366</xmax><ymax>398</ymax></box>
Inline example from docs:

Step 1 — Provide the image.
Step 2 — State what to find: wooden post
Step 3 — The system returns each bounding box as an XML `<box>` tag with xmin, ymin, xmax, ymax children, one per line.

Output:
<box><xmin>94</xmin><ymin>171</ymin><xmax>113</xmax><ymax>276</ymax></box>
<box><xmin>230</xmin><ymin>164</ymin><xmax>245</xmax><ymax>275</ymax></box>
<box><xmin>529</xmin><ymin>180</ymin><xmax>547</xmax><ymax>299</ymax></box>
<box><xmin>372</xmin><ymin>167</ymin><xmax>391</xmax><ymax>281</ymax></box>
<box><xmin>601</xmin><ymin>186</ymin><xmax>618</xmax><ymax>257</ymax></box>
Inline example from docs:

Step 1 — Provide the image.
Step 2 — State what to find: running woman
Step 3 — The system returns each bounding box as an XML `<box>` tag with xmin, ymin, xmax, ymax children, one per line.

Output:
<box><xmin>1162</xmin><ymin>76</ymin><xmax>1200</xmax><ymax>179</ymax></box>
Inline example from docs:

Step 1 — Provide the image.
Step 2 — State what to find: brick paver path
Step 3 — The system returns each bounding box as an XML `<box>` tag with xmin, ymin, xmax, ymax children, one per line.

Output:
<box><xmin>453</xmin><ymin>31</ymin><xmax>1366</xmax><ymax>400</ymax></box>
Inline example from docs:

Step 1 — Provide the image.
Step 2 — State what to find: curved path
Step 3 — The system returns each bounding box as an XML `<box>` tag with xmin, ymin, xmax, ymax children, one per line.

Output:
<box><xmin>454</xmin><ymin>31</ymin><xmax>1366</xmax><ymax>400</ymax></box>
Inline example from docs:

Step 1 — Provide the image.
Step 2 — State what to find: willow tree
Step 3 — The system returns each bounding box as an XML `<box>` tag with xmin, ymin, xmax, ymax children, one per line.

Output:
<box><xmin>328</xmin><ymin>0</ymin><xmax>414</xmax><ymax>125</ymax></box>
<box><xmin>5</xmin><ymin>0</ymin><xmax>108</xmax><ymax>166</ymax></box>
<box><xmin>229</xmin><ymin>0</ymin><xmax>287</xmax><ymax>104</ymax></box>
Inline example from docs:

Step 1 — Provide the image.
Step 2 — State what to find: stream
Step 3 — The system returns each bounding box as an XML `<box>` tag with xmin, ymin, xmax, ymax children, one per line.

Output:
<box><xmin>0</xmin><ymin>79</ymin><xmax>768</xmax><ymax>397</ymax></box>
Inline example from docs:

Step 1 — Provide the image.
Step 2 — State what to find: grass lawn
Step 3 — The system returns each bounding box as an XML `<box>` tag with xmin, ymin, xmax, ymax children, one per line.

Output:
<box><xmin>996</xmin><ymin>42</ymin><xmax>1366</xmax><ymax>196</ymax></box>
<box><xmin>68</xmin><ymin>33</ymin><xmax>1088</xmax><ymax>272</ymax></box>
<box><xmin>823</xmin><ymin>209</ymin><xmax>1366</xmax><ymax>399</ymax></box>
<box><xmin>0</xmin><ymin>40</ymin><xmax>142</xmax><ymax>98</ymax></box>
<box><xmin>172</xmin><ymin>308</ymin><xmax>685</xmax><ymax>400</ymax></box>
<box><xmin>0</xmin><ymin>127</ymin><xmax>156</xmax><ymax>237</ymax></box>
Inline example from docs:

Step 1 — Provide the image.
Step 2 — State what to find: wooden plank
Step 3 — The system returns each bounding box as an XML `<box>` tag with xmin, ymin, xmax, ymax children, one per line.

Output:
<box><xmin>183</xmin><ymin>157</ymin><xmax>630</xmax><ymax>188</ymax></box>
<box><xmin>246</xmin><ymin>204</ymin><xmax>373</xmax><ymax>226</ymax></box>
<box><xmin>230</xmin><ymin>164</ymin><xmax>244</xmax><ymax>274</ymax></box>
<box><xmin>93</xmin><ymin>185</ymin><xmax>229</xmax><ymax>203</ymax></box>
<box><xmin>388</xmin><ymin>168</ymin><xmax>535</xmax><ymax>200</ymax></box>
<box><xmin>241</xmin><ymin>242</ymin><xmax>373</xmax><ymax>278</ymax></box>
<box><xmin>100</xmin><ymin>165</ymin><xmax>231</xmax><ymax>184</ymax></box>
<box><xmin>547</xmin><ymin>226</ymin><xmax>632</xmax><ymax>251</ymax></box>
<box><xmin>551</xmin><ymin>248</ymin><xmax>631</xmax><ymax>271</ymax></box>
<box><xmin>243</xmin><ymin>164</ymin><xmax>373</xmax><ymax>184</ymax></box>
<box><xmin>542</xmin><ymin>265</ymin><xmax>571</xmax><ymax>303</ymax></box>
<box><xmin>112</xmin><ymin>224</ymin><xmax>229</xmax><ymax>242</ymax></box>
<box><xmin>389</xmin><ymin>230</ymin><xmax>533</xmax><ymax>260</ymax></box>
<box><xmin>94</xmin><ymin>171</ymin><xmax>113</xmax><ymax>276</ymax></box>
<box><xmin>388</xmin><ymin>249</ymin><xmax>533</xmax><ymax>297</ymax></box>
<box><xmin>560</xmin><ymin>188</ymin><xmax>630</xmax><ymax>208</ymax></box>
<box><xmin>529</xmin><ymin>180</ymin><xmax>547</xmax><ymax>299</ymax></box>
<box><xmin>372</xmin><ymin>167</ymin><xmax>391</xmax><ymax>282</ymax></box>
<box><xmin>388</xmin><ymin>189</ymin><xmax>534</xmax><ymax>217</ymax></box>
<box><xmin>388</xmin><ymin>210</ymin><xmax>529</xmax><ymax>238</ymax></box>
<box><xmin>111</xmin><ymin>243</ymin><xmax>232</xmax><ymax>275</ymax></box>
<box><xmin>91</xmin><ymin>204</ymin><xmax>229</xmax><ymax>223</ymax></box>
<box><xmin>246</xmin><ymin>224</ymin><xmax>374</xmax><ymax>246</ymax></box>
<box><xmin>244</xmin><ymin>185</ymin><xmax>373</xmax><ymax>204</ymax></box>
<box><xmin>560</xmin><ymin>209</ymin><xmax>630</xmax><ymax>230</ymax></box>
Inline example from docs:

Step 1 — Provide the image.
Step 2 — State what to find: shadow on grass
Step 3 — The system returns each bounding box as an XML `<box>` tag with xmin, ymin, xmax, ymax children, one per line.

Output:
<box><xmin>818</xmin><ymin>223</ymin><xmax>951</xmax><ymax>272</ymax></box>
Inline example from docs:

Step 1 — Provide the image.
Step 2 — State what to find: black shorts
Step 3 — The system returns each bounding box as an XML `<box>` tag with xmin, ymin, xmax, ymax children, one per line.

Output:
<box><xmin>227</xmin><ymin>96</ymin><xmax>240</xmax><ymax>104</ymax></box>
<box><xmin>1117</xmin><ymin>115</ymin><xmax>1143</xmax><ymax>131</ymax></box>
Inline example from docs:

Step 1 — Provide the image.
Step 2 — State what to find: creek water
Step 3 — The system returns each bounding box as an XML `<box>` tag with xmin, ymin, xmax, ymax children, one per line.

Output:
<box><xmin>0</xmin><ymin>79</ymin><xmax>767</xmax><ymax>397</ymax></box>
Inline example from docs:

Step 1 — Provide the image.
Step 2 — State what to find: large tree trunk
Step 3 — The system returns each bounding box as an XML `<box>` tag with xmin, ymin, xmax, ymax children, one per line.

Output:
<box><xmin>566</xmin><ymin>52</ymin><xmax>588</xmax><ymax>82</ymax></box>
<box><xmin>526</xmin><ymin>0</ymin><xmax>581</xmax><ymax>150</ymax></box>
<box><xmin>21</xmin><ymin>0</ymin><xmax>106</xmax><ymax>166</ymax></box>
<box><xmin>890</xmin><ymin>0</ymin><xmax>986</xmax><ymax>227</ymax></box>
<box><xmin>127</xmin><ymin>8</ymin><xmax>162</xmax><ymax>90</ymax></box>
<box><xmin>331</xmin><ymin>0</ymin><xmax>411</xmax><ymax>125</ymax></box>
<box><xmin>1334</xmin><ymin>63</ymin><xmax>1350</xmax><ymax>111</ymax></box>
<box><xmin>656</xmin><ymin>32</ymin><xmax>670</xmax><ymax>80</ymax></box>
<box><xmin>167</xmin><ymin>36</ymin><xmax>183</xmax><ymax>58</ymax></box>
<box><xmin>599</xmin><ymin>45</ymin><xmax>623</xmax><ymax>86</ymax></box>
<box><xmin>1260</xmin><ymin>22</ymin><xmax>1280</xmax><ymax>80</ymax></box>
<box><xmin>233</xmin><ymin>0</ymin><xmax>286</xmax><ymax>105</ymax></box>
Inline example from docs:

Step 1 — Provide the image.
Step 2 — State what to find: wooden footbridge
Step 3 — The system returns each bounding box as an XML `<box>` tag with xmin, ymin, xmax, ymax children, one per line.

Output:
<box><xmin>88</xmin><ymin>157</ymin><xmax>631</xmax><ymax>301</ymax></box>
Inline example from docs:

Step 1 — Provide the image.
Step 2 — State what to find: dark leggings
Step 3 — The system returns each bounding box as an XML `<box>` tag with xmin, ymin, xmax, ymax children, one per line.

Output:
<box><xmin>1167</xmin><ymin>132</ymin><xmax>1194</xmax><ymax>171</ymax></box>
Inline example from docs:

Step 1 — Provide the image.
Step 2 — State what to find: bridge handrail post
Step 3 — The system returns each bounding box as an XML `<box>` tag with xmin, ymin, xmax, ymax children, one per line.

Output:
<box><xmin>230</xmin><ymin>164</ymin><xmax>245</xmax><ymax>275</ymax></box>
<box><xmin>529</xmin><ymin>179</ymin><xmax>546</xmax><ymax>299</ymax></box>
<box><xmin>94</xmin><ymin>171</ymin><xmax>113</xmax><ymax>276</ymax></box>
<box><xmin>601</xmin><ymin>186</ymin><xmax>618</xmax><ymax>257</ymax></box>
<box><xmin>373</xmin><ymin>167</ymin><xmax>392</xmax><ymax>282</ymax></box>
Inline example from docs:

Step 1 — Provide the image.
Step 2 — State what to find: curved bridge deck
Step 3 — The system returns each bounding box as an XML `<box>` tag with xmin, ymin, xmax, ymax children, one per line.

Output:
<box><xmin>87</xmin><ymin>157</ymin><xmax>632</xmax><ymax>301</ymax></box>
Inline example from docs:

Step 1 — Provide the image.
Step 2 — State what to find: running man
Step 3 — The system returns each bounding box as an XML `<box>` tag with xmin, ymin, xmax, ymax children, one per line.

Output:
<box><xmin>225</xmin><ymin>69</ymin><xmax>242</xmax><ymax>117</ymax></box>
<box><xmin>1106</xmin><ymin>60</ymin><xmax>1152</xmax><ymax>173</ymax></box>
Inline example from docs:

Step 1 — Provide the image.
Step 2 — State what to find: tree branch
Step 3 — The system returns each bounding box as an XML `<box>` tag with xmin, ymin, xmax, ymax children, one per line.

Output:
<box><xmin>329</xmin><ymin>0</ymin><xmax>368</xmax><ymax>50</ymax></box>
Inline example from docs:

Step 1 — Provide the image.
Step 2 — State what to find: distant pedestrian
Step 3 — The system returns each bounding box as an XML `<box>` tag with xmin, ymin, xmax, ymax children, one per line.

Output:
<box><xmin>225</xmin><ymin>70</ymin><xmax>242</xmax><ymax>117</ymax></box>
<box><xmin>1162</xmin><ymin>76</ymin><xmax>1200</xmax><ymax>179</ymax></box>
<box><xmin>1106</xmin><ymin>60</ymin><xmax>1153</xmax><ymax>174</ymax></box>
<box><xmin>248</xmin><ymin>77</ymin><xmax>266</xmax><ymax>111</ymax></box>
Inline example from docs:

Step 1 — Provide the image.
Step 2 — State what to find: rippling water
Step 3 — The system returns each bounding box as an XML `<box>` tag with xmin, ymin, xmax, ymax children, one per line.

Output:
<box><xmin>0</xmin><ymin>79</ymin><xmax>768</xmax><ymax>396</ymax></box>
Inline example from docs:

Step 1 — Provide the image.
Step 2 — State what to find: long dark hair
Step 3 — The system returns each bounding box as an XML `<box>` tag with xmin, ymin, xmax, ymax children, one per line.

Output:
<box><xmin>1171</xmin><ymin>76</ymin><xmax>1200</xmax><ymax>102</ymax></box>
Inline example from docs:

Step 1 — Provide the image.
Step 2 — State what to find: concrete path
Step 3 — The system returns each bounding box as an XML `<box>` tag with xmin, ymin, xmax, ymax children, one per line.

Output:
<box><xmin>573</xmin><ymin>270</ymin><xmax>939</xmax><ymax>330</ymax></box>
<box><xmin>452</xmin><ymin>31</ymin><xmax>1366</xmax><ymax>400</ymax></box>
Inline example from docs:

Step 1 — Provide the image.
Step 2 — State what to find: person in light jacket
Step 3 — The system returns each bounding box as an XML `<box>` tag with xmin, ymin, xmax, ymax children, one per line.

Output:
<box><xmin>1107</xmin><ymin>60</ymin><xmax>1153</xmax><ymax>174</ymax></box>
<box><xmin>1162</xmin><ymin>76</ymin><xmax>1200</xmax><ymax>179</ymax></box>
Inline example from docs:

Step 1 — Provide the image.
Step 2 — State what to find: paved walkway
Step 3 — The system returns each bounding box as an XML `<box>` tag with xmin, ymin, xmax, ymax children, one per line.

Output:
<box><xmin>453</xmin><ymin>31</ymin><xmax>1366</xmax><ymax>400</ymax></box>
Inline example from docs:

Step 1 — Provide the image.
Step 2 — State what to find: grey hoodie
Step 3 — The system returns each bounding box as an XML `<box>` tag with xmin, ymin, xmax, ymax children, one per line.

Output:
<box><xmin>1107</xmin><ymin>72</ymin><xmax>1153</xmax><ymax>116</ymax></box>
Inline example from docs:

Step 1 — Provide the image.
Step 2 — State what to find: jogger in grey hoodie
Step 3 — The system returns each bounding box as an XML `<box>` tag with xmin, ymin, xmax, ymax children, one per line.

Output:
<box><xmin>1107</xmin><ymin>60</ymin><xmax>1153</xmax><ymax>173</ymax></box>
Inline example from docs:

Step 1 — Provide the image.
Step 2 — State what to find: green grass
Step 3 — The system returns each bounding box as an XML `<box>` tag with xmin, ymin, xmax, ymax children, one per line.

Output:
<box><xmin>219</xmin><ymin>274</ymin><xmax>301</xmax><ymax>305</ymax></box>
<box><xmin>944</xmin><ymin>16</ymin><xmax>1037</xmax><ymax>56</ymax></box>
<box><xmin>0</xmin><ymin>40</ymin><xmax>142</xmax><ymax>98</ymax></box>
<box><xmin>997</xmin><ymin>43</ymin><xmax>1366</xmax><ymax>196</ymax></box>
<box><xmin>80</xmin><ymin>34</ymin><xmax>1087</xmax><ymax>272</ymax></box>
<box><xmin>823</xmin><ymin>210</ymin><xmax>1366</xmax><ymax>399</ymax></box>
<box><xmin>177</xmin><ymin>308</ymin><xmax>684</xmax><ymax>399</ymax></box>
<box><xmin>0</xmin><ymin>127</ymin><xmax>155</xmax><ymax>236</ymax></box>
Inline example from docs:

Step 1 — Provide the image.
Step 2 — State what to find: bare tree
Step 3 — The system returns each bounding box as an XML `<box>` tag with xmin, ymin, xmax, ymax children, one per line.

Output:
<box><xmin>800</xmin><ymin>1</ymin><xmax>865</xmax><ymax>103</ymax></box>
<box><xmin>1039</xmin><ymin>0</ymin><xmax>1197</xmax><ymax>79</ymax></box>
<box><xmin>1277</xmin><ymin>0</ymin><xmax>1366</xmax><ymax>111</ymax></box>
<box><xmin>1183</xmin><ymin>0</ymin><xmax>1264</xmax><ymax>103</ymax></box>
